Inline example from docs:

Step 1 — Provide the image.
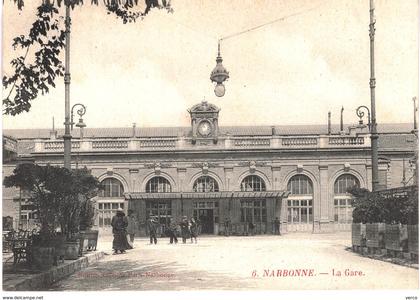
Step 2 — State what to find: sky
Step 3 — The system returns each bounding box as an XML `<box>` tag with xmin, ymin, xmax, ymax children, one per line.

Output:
<box><xmin>2</xmin><ymin>0</ymin><xmax>419</xmax><ymax>129</ymax></box>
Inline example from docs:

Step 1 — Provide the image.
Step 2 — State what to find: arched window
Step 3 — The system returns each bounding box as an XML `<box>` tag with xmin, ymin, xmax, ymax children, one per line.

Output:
<box><xmin>334</xmin><ymin>174</ymin><xmax>360</xmax><ymax>194</ymax></box>
<box><xmin>146</xmin><ymin>176</ymin><xmax>172</xmax><ymax>193</ymax></box>
<box><xmin>334</xmin><ymin>174</ymin><xmax>360</xmax><ymax>225</ymax></box>
<box><xmin>286</xmin><ymin>175</ymin><xmax>313</xmax><ymax>227</ymax></box>
<box><xmin>99</xmin><ymin>178</ymin><xmax>124</xmax><ymax>197</ymax></box>
<box><xmin>287</xmin><ymin>175</ymin><xmax>313</xmax><ymax>195</ymax></box>
<box><xmin>240</xmin><ymin>175</ymin><xmax>266</xmax><ymax>192</ymax></box>
<box><xmin>193</xmin><ymin>176</ymin><xmax>219</xmax><ymax>192</ymax></box>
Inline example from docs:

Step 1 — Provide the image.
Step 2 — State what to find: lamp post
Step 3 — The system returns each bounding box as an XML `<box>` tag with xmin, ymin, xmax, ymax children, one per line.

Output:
<box><xmin>63</xmin><ymin>4</ymin><xmax>87</xmax><ymax>169</ymax></box>
<box><xmin>369</xmin><ymin>0</ymin><xmax>380</xmax><ymax>191</ymax></box>
<box><xmin>63</xmin><ymin>3</ymin><xmax>72</xmax><ymax>170</ymax></box>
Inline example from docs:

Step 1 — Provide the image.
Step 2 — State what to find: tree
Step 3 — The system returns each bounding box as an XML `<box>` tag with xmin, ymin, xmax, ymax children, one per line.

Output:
<box><xmin>3</xmin><ymin>163</ymin><xmax>101</xmax><ymax>240</ymax></box>
<box><xmin>59</xmin><ymin>167</ymin><xmax>101</xmax><ymax>236</ymax></box>
<box><xmin>3</xmin><ymin>0</ymin><xmax>173</xmax><ymax>115</ymax></box>
<box><xmin>3</xmin><ymin>163</ymin><xmax>71</xmax><ymax>238</ymax></box>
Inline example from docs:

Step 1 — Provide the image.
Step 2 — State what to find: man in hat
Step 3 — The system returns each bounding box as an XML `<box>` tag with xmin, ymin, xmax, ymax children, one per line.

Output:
<box><xmin>189</xmin><ymin>217</ymin><xmax>198</xmax><ymax>244</ymax></box>
<box><xmin>126</xmin><ymin>209</ymin><xmax>138</xmax><ymax>248</ymax></box>
<box><xmin>111</xmin><ymin>208</ymin><xmax>130</xmax><ymax>254</ymax></box>
<box><xmin>147</xmin><ymin>214</ymin><xmax>158</xmax><ymax>244</ymax></box>
<box><xmin>274</xmin><ymin>217</ymin><xmax>281</xmax><ymax>235</ymax></box>
<box><xmin>168</xmin><ymin>217</ymin><xmax>178</xmax><ymax>244</ymax></box>
<box><xmin>224</xmin><ymin>217</ymin><xmax>231</xmax><ymax>237</ymax></box>
<box><xmin>179</xmin><ymin>216</ymin><xmax>190</xmax><ymax>244</ymax></box>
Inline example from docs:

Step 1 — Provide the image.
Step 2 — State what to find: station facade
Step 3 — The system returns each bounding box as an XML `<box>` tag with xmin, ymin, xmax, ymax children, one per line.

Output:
<box><xmin>2</xmin><ymin>101</ymin><xmax>417</xmax><ymax>236</ymax></box>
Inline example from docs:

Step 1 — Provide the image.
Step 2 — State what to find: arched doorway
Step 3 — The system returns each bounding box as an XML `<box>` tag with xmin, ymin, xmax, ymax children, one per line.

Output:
<box><xmin>333</xmin><ymin>174</ymin><xmax>360</xmax><ymax>231</ymax></box>
<box><xmin>97</xmin><ymin>178</ymin><xmax>125</xmax><ymax>233</ymax></box>
<box><xmin>240</xmin><ymin>175</ymin><xmax>267</xmax><ymax>234</ymax></box>
<box><xmin>192</xmin><ymin>176</ymin><xmax>219</xmax><ymax>234</ymax></box>
<box><xmin>286</xmin><ymin>175</ymin><xmax>314</xmax><ymax>232</ymax></box>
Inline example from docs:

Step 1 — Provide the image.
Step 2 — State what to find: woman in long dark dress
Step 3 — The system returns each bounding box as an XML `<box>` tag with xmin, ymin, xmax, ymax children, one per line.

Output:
<box><xmin>168</xmin><ymin>218</ymin><xmax>178</xmax><ymax>244</ymax></box>
<box><xmin>180</xmin><ymin>216</ymin><xmax>190</xmax><ymax>244</ymax></box>
<box><xmin>111</xmin><ymin>208</ymin><xmax>130</xmax><ymax>254</ymax></box>
<box><xmin>190</xmin><ymin>218</ymin><xmax>198</xmax><ymax>244</ymax></box>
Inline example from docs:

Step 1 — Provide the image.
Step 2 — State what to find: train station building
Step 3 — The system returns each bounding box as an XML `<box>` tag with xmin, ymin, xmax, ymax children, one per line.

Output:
<box><xmin>3</xmin><ymin>101</ymin><xmax>417</xmax><ymax>236</ymax></box>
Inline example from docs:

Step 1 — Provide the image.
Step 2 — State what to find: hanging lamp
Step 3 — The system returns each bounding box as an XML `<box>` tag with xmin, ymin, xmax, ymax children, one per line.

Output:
<box><xmin>210</xmin><ymin>41</ymin><xmax>229</xmax><ymax>97</ymax></box>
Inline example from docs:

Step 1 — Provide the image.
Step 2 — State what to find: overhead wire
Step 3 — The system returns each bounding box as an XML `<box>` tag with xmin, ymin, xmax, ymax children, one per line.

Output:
<box><xmin>219</xmin><ymin>2</ymin><xmax>323</xmax><ymax>43</ymax></box>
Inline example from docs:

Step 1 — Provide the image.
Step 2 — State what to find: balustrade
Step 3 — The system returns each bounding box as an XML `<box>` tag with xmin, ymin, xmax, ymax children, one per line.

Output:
<box><xmin>234</xmin><ymin>139</ymin><xmax>270</xmax><ymax>147</ymax></box>
<box><xmin>282</xmin><ymin>137</ymin><xmax>318</xmax><ymax>146</ymax></box>
<box><xmin>140</xmin><ymin>139</ymin><xmax>176</xmax><ymax>148</ymax></box>
<box><xmin>92</xmin><ymin>140</ymin><xmax>128</xmax><ymax>149</ymax></box>
<box><xmin>328</xmin><ymin>137</ymin><xmax>365</xmax><ymax>145</ymax></box>
<box><xmin>33</xmin><ymin>134</ymin><xmax>369</xmax><ymax>153</ymax></box>
<box><xmin>44</xmin><ymin>141</ymin><xmax>80</xmax><ymax>151</ymax></box>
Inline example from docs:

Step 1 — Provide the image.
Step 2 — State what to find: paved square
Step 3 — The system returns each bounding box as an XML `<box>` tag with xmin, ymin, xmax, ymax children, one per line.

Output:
<box><xmin>49</xmin><ymin>233</ymin><xmax>418</xmax><ymax>290</ymax></box>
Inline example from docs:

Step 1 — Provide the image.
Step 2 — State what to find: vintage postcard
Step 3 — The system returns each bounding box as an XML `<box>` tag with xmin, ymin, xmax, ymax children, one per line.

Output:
<box><xmin>1</xmin><ymin>0</ymin><xmax>419</xmax><ymax>298</ymax></box>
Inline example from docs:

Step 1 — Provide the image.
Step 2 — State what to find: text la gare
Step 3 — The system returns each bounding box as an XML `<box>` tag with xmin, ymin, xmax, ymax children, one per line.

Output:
<box><xmin>332</xmin><ymin>268</ymin><xmax>365</xmax><ymax>277</ymax></box>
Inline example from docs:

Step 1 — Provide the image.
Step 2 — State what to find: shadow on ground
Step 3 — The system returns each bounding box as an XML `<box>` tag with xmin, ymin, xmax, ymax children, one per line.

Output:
<box><xmin>48</xmin><ymin>257</ymin><xmax>258</xmax><ymax>291</ymax></box>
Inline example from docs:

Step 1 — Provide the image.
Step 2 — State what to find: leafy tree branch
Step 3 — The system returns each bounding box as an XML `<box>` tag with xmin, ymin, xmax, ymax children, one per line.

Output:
<box><xmin>3</xmin><ymin>0</ymin><xmax>172</xmax><ymax>116</ymax></box>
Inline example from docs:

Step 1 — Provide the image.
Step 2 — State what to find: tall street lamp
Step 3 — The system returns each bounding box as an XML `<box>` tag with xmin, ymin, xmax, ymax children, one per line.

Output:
<box><xmin>63</xmin><ymin>4</ymin><xmax>87</xmax><ymax>169</ymax></box>
<box><xmin>356</xmin><ymin>0</ymin><xmax>379</xmax><ymax>191</ymax></box>
<box><xmin>368</xmin><ymin>0</ymin><xmax>380</xmax><ymax>191</ymax></box>
<box><xmin>63</xmin><ymin>3</ymin><xmax>72</xmax><ymax>170</ymax></box>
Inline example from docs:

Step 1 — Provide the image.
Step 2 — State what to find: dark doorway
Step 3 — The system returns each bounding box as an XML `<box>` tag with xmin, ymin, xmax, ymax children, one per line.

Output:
<box><xmin>196</xmin><ymin>209</ymin><xmax>214</xmax><ymax>234</ymax></box>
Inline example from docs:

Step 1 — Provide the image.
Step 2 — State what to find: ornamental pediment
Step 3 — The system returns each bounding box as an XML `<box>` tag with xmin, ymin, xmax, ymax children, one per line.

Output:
<box><xmin>188</xmin><ymin>101</ymin><xmax>220</xmax><ymax>113</ymax></box>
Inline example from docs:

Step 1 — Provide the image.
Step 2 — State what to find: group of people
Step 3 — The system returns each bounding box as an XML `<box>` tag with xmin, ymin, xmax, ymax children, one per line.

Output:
<box><xmin>147</xmin><ymin>215</ymin><xmax>199</xmax><ymax>245</ymax></box>
<box><xmin>112</xmin><ymin>210</ymin><xmax>282</xmax><ymax>253</ymax></box>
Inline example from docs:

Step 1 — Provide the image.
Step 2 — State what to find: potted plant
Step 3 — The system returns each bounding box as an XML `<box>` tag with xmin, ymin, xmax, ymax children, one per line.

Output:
<box><xmin>364</xmin><ymin>192</ymin><xmax>385</xmax><ymax>251</ymax></box>
<box><xmin>4</xmin><ymin>164</ymin><xmax>101</xmax><ymax>265</ymax></box>
<box><xmin>56</xmin><ymin>167</ymin><xmax>100</xmax><ymax>258</ymax></box>
<box><xmin>3</xmin><ymin>163</ymin><xmax>67</xmax><ymax>269</ymax></box>
<box><xmin>350</xmin><ymin>187</ymin><xmax>385</xmax><ymax>252</ymax></box>
<box><xmin>349</xmin><ymin>187</ymin><xmax>369</xmax><ymax>249</ymax></box>
<box><xmin>79</xmin><ymin>197</ymin><xmax>99</xmax><ymax>251</ymax></box>
<box><xmin>383</xmin><ymin>189</ymin><xmax>406</xmax><ymax>255</ymax></box>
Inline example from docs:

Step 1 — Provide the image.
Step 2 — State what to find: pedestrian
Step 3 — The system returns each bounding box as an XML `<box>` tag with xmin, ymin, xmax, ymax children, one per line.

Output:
<box><xmin>168</xmin><ymin>218</ymin><xmax>178</xmax><ymax>244</ymax></box>
<box><xmin>147</xmin><ymin>214</ymin><xmax>158</xmax><ymax>245</ymax></box>
<box><xmin>224</xmin><ymin>217</ymin><xmax>230</xmax><ymax>236</ymax></box>
<box><xmin>111</xmin><ymin>208</ymin><xmax>130</xmax><ymax>254</ymax></box>
<box><xmin>189</xmin><ymin>217</ymin><xmax>198</xmax><ymax>244</ymax></box>
<box><xmin>274</xmin><ymin>217</ymin><xmax>281</xmax><ymax>235</ymax></box>
<box><xmin>180</xmin><ymin>216</ymin><xmax>190</xmax><ymax>244</ymax></box>
<box><xmin>248</xmin><ymin>221</ymin><xmax>255</xmax><ymax>236</ymax></box>
<box><xmin>126</xmin><ymin>209</ymin><xmax>137</xmax><ymax>248</ymax></box>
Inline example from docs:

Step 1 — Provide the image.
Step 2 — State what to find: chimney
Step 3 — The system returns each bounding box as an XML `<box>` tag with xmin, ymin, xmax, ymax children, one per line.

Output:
<box><xmin>328</xmin><ymin>111</ymin><xmax>331</xmax><ymax>135</ymax></box>
<box><xmin>50</xmin><ymin>116</ymin><xmax>57</xmax><ymax>139</ymax></box>
<box><xmin>132</xmin><ymin>123</ymin><xmax>136</xmax><ymax>138</ymax></box>
<box><xmin>340</xmin><ymin>106</ymin><xmax>344</xmax><ymax>132</ymax></box>
<box><xmin>271</xmin><ymin>126</ymin><xmax>276</xmax><ymax>136</ymax></box>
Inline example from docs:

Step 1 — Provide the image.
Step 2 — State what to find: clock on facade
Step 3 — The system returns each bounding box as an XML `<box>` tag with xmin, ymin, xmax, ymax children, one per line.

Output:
<box><xmin>198</xmin><ymin>121</ymin><xmax>212</xmax><ymax>137</ymax></box>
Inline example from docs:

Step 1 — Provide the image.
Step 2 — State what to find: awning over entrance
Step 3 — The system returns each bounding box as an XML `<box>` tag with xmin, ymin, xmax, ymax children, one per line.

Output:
<box><xmin>125</xmin><ymin>191</ymin><xmax>290</xmax><ymax>200</ymax></box>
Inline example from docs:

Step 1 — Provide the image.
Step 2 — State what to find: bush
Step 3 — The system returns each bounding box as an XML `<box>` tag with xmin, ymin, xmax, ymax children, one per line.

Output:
<box><xmin>350</xmin><ymin>185</ymin><xmax>418</xmax><ymax>225</ymax></box>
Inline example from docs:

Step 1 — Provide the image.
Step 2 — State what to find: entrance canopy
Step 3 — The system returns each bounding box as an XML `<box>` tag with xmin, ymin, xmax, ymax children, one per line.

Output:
<box><xmin>125</xmin><ymin>191</ymin><xmax>290</xmax><ymax>200</ymax></box>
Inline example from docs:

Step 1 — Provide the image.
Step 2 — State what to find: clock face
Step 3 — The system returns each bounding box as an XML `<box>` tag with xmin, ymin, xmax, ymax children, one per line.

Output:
<box><xmin>198</xmin><ymin>121</ymin><xmax>212</xmax><ymax>137</ymax></box>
